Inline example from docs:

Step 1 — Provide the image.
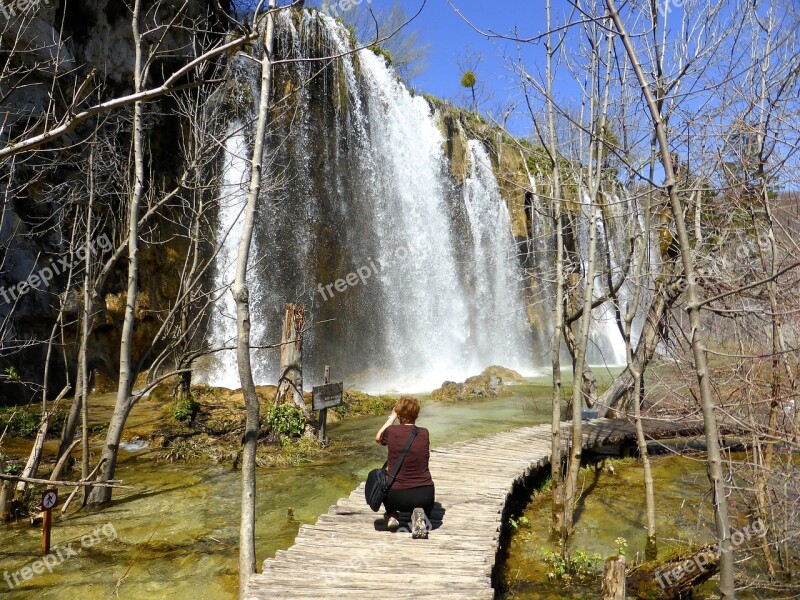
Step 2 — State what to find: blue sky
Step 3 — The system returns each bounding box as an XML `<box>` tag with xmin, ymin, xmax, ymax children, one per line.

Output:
<box><xmin>305</xmin><ymin>0</ymin><xmax>579</xmax><ymax>136</ymax></box>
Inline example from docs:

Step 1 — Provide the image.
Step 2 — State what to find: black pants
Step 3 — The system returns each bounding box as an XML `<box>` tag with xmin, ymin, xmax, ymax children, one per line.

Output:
<box><xmin>384</xmin><ymin>485</ymin><xmax>435</xmax><ymax>518</ymax></box>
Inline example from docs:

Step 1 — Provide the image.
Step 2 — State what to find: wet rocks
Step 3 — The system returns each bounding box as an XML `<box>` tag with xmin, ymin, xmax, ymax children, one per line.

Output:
<box><xmin>431</xmin><ymin>366</ymin><xmax>523</xmax><ymax>402</ymax></box>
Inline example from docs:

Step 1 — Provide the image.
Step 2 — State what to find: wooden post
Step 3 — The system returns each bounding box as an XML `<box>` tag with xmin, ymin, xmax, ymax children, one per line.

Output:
<box><xmin>319</xmin><ymin>366</ymin><xmax>330</xmax><ymax>443</ymax></box>
<box><xmin>0</xmin><ymin>453</ymin><xmax>12</xmax><ymax>521</ymax></box>
<box><xmin>601</xmin><ymin>555</ymin><xmax>626</xmax><ymax>600</ymax></box>
<box><xmin>276</xmin><ymin>304</ymin><xmax>309</xmax><ymax>418</ymax></box>
<box><xmin>42</xmin><ymin>508</ymin><xmax>52</xmax><ymax>554</ymax></box>
<box><xmin>40</xmin><ymin>489</ymin><xmax>57</xmax><ymax>555</ymax></box>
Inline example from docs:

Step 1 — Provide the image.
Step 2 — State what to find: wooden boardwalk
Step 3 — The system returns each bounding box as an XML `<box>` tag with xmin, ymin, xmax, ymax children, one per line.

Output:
<box><xmin>245</xmin><ymin>419</ymin><xmax>653</xmax><ymax>599</ymax></box>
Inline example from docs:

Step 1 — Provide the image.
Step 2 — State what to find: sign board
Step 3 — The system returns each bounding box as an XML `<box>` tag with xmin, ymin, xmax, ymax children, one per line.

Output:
<box><xmin>312</xmin><ymin>382</ymin><xmax>344</xmax><ymax>411</ymax></box>
<box><xmin>41</xmin><ymin>489</ymin><xmax>58</xmax><ymax>511</ymax></box>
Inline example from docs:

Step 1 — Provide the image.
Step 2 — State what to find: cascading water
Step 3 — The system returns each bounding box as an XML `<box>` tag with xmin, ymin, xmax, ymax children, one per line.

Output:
<box><xmin>576</xmin><ymin>191</ymin><xmax>628</xmax><ymax>367</ymax></box>
<box><xmin>204</xmin><ymin>10</ymin><xmax>628</xmax><ymax>392</ymax></box>
<box><xmin>462</xmin><ymin>140</ymin><xmax>533</xmax><ymax>372</ymax></box>
<box><xmin>587</xmin><ymin>202</ymin><xmax>627</xmax><ymax>367</ymax></box>
<box><xmin>205</xmin><ymin>130</ymin><xmax>250</xmax><ymax>388</ymax></box>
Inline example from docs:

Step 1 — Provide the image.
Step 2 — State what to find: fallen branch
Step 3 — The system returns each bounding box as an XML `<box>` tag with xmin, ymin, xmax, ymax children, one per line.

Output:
<box><xmin>62</xmin><ymin>458</ymin><xmax>107</xmax><ymax>514</ymax></box>
<box><xmin>50</xmin><ymin>439</ymin><xmax>81</xmax><ymax>482</ymax></box>
<box><xmin>0</xmin><ymin>473</ymin><xmax>131</xmax><ymax>489</ymax></box>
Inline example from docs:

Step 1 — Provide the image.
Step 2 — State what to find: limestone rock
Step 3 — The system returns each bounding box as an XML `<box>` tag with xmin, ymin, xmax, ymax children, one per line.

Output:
<box><xmin>431</xmin><ymin>368</ymin><xmax>515</xmax><ymax>402</ymax></box>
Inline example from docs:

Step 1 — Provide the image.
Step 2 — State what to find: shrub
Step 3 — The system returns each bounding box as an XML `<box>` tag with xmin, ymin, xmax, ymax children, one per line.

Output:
<box><xmin>369</xmin><ymin>44</ymin><xmax>393</xmax><ymax>65</ymax></box>
<box><xmin>0</xmin><ymin>408</ymin><xmax>66</xmax><ymax>438</ymax></box>
<box><xmin>541</xmin><ymin>547</ymin><xmax>601</xmax><ymax>583</ymax></box>
<box><xmin>268</xmin><ymin>404</ymin><xmax>306</xmax><ymax>438</ymax></box>
<box><xmin>173</xmin><ymin>396</ymin><xmax>199</xmax><ymax>422</ymax></box>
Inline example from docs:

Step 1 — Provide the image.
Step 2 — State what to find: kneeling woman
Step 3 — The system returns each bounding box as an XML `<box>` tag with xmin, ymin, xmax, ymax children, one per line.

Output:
<box><xmin>374</xmin><ymin>397</ymin><xmax>435</xmax><ymax>536</ymax></box>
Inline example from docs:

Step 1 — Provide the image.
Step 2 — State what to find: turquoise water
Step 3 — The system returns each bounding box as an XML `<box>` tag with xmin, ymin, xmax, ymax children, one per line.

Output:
<box><xmin>500</xmin><ymin>453</ymin><xmax>758</xmax><ymax>599</ymax></box>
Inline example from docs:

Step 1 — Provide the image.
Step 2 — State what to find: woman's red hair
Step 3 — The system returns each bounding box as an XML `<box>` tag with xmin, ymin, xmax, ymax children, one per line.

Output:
<box><xmin>394</xmin><ymin>397</ymin><xmax>420</xmax><ymax>424</ymax></box>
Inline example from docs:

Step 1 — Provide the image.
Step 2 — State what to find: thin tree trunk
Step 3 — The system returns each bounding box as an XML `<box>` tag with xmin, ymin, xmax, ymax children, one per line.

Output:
<box><xmin>752</xmin><ymin>20</ymin><xmax>792</xmax><ymax>576</ymax></box>
<box><xmin>59</xmin><ymin>386</ymin><xmax>83</xmax><ymax>459</ymax></box>
<box><xmin>81</xmin><ymin>149</ymin><xmax>95</xmax><ymax>504</ymax></box>
<box><xmin>0</xmin><ymin>451</ymin><xmax>12</xmax><ymax>521</ymax></box>
<box><xmin>14</xmin><ymin>324</ymin><xmax>70</xmax><ymax>505</ymax></box>
<box><xmin>561</xmin><ymin>196</ymin><xmax>597</xmax><ymax>542</ymax></box>
<box><xmin>561</xmin><ymin>19</ymin><xmax>611</xmax><ymax>546</ymax></box>
<box><xmin>606</xmin><ymin>2</ymin><xmax>735</xmax><ymax>596</ymax></box>
<box><xmin>545</xmin><ymin>0</ymin><xmax>567</xmax><ymax>541</ymax></box>
<box><xmin>87</xmin><ymin>0</ymin><xmax>145</xmax><ymax>506</ymax></box>
<box><xmin>627</xmin><ymin>138</ymin><xmax>657</xmax><ymax>560</ymax></box>
<box><xmin>235</xmin><ymin>3</ymin><xmax>277</xmax><ymax>597</ymax></box>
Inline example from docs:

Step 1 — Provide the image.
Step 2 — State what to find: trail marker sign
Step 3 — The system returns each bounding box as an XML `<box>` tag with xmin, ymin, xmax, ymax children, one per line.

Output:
<box><xmin>313</xmin><ymin>367</ymin><xmax>342</xmax><ymax>443</ymax></box>
<box><xmin>41</xmin><ymin>489</ymin><xmax>58</xmax><ymax>511</ymax></box>
<box><xmin>41</xmin><ymin>489</ymin><xmax>58</xmax><ymax>555</ymax></box>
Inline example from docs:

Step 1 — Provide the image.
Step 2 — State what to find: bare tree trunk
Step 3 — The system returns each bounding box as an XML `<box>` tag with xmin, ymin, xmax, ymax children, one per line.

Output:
<box><xmin>275</xmin><ymin>303</ymin><xmax>309</xmax><ymax>419</ymax></box>
<box><xmin>561</xmin><ymin>196</ymin><xmax>596</xmax><ymax>542</ymax></box>
<box><xmin>606</xmin><ymin>2</ymin><xmax>734</xmax><ymax>596</ymax></box>
<box><xmin>59</xmin><ymin>388</ymin><xmax>83</xmax><ymax>459</ymax></box>
<box><xmin>0</xmin><ymin>451</ymin><xmax>12</xmax><ymax>521</ymax></box>
<box><xmin>235</xmin><ymin>3</ymin><xmax>277</xmax><ymax>597</ymax></box>
<box><xmin>81</xmin><ymin>156</ymin><xmax>95</xmax><ymax>505</ymax></box>
<box><xmin>625</xmin><ymin>142</ymin><xmax>657</xmax><ymax>560</ymax></box>
<box><xmin>560</xmin><ymin>17</ymin><xmax>612</xmax><ymax>546</ymax></box>
<box><xmin>545</xmin><ymin>0</ymin><xmax>567</xmax><ymax>541</ymax></box>
<box><xmin>87</xmin><ymin>0</ymin><xmax>146</xmax><ymax>506</ymax></box>
<box><xmin>14</xmin><ymin>316</ymin><xmax>71</xmax><ymax>506</ymax></box>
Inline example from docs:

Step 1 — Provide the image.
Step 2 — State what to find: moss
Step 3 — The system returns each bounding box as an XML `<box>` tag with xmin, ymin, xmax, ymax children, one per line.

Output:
<box><xmin>333</xmin><ymin>390</ymin><xmax>396</xmax><ymax>418</ymax></box>
<box><xmin>368</xmin><ymin>44</ymin><xmax>393</xmax><ymax>65</ymax></box>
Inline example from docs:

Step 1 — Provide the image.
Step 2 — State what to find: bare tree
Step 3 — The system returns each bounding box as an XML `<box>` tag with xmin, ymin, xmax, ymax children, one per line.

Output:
<box><xmin>233</xmin><ymin>1</ymin><xmax>277</xmax><ymax>596</ymax></box>
<box><xmin>605</xmin><ymin>1</ymin><xmax>735</xmax><ymax>595</ymax></box>
<box><xmin>343</xmin><ymin>0</ymin><xmax>430</xmax><ymax>84</ymax></box>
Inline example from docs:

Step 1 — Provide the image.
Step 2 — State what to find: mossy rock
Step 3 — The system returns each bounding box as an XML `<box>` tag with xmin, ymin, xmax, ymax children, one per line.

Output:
<box><xmin>334</xmin><ymin>390</ymin><xmax>396</xmax><ymax>418</ymax></box>
<box><xmin>431</xmin><ymin>372</ymin><xmax>506</xmax><ymax>402</ymax></box>
<box><xmin>431</xmin><ymin>381</ymin><xmax>461</xmax><ymax>403</ymax></box>
<box><xmin>481</xmin><ymin>365</ymin><xmax>525</xmax><ymax>382</ymax></box>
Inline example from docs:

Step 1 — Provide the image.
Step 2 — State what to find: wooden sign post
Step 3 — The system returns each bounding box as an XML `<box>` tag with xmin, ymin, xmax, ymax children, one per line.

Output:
<box><xmin>41</xmin><ymin>489</ymin><xmax>58</xmax><ymax>555</ymax></box>
<box><xmin>312</xmin><ymin>366</ymin><xmax>343</xmax><ymax>443</ymax></box>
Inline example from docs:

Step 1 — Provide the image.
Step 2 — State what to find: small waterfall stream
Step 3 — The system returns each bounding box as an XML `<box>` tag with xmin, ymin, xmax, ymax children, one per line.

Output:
<box><xmin>463</xmin><ymin>140</ymin><xmax>532</xmax><ymax>373</ymax></box>
<box><xmin>206</xmin><ymin>130</ymin><xmax>249</xmax><ymax>388</ymax></box>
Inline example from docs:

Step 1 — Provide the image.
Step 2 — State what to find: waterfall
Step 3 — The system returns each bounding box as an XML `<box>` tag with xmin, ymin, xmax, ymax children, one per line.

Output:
<box><xmin>587</xmin><ymin>203</ymin><xmax>627</xmax><ymax>367</ymax></box>
<box><xmin>206</xmin><ymin>11</ymin><xmax>641</xmax><ymax>392</ymax></box>
<box><xmin>462</xmin><ymin>140</ymin><xmax>533</xmax><ymax>373</ymax></box>
<box><xmin>205</xmin><ymin>130</ymin><xmax>249</xmax><ymax>388</ymax></box>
